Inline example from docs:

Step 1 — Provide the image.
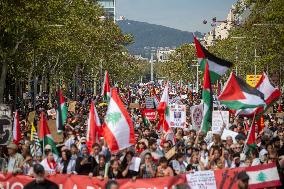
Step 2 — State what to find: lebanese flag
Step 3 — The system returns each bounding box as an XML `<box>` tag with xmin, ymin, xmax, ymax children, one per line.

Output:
<box><xmin>194</xmin><ymin>36</ymin><xmax>233</xmax><ymax>83</ymax></box>
<box><xmin>101</xmin><ymin>70</ymin><xmax>111</xmax><ymax>102</ymax></box>
<box><xmin>86</xmin><ymin>101</ymin><xmax>101</xmax><ymax>151</ymax></box>
<box><xmin>218</xmin><ymin>73</ymin><xmax>266</xmax><ymax>110</ymax></box>
<box><xmin>157</xmin><ymin>83</ymin><xmax>170</xmax><ymax>132</ymax></box>
<box><xmin>39</xmin><ymin>112</ymin><xmax>59</xmax><ymax>156</ymax></box>
<box><xmin>246</xmin><ymin>163</ymin><xmax>281</xmax><ymax>189</ymax></box>
<box><xmin>12</xmin><ymin>111</ymin><xmax>21</xmax><ymax>144</ymax></box>
<box><xmin>236</xmin><ymin>72</ymin><xmax>281</xmax><ymax>117</ymax></box>
<box><xmin>102</xmin><ymin>88</ymin><xmax>135</xmax><ymax>152</ymax></box>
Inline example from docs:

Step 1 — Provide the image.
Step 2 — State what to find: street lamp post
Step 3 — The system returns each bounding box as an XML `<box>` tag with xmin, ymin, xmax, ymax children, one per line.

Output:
<box><xmin>191</xmin><ymin>60</ymin><xmax>199</xmax><ymax>92</ymax></box>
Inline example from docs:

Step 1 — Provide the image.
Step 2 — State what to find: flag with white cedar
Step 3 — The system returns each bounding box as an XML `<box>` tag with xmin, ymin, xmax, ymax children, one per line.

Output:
<box><xmin>102</xmin><ymin>88</ymin><xmax>135</xmax><ymax>152</ymax></box>
<box><xmin>86</xmin><ymin>101</ymin><xmax>101</xmax><ymax>152</ymax></box>
<box><xmin>30</xmin><ymin>123</ymin><xmax>41</xmax><ymax>157</ymax></box>
<box><xmin>101</xmin><ymin>70</ymin><xmax>111</xmax><ymax>102</ymax></box>
<box><xmin>157</xmin><ymin>83</ymin><xmax>170</xmax><ymax>132</ymax></box>
<box><xmin>39</xmin><ymin>112</ymin><xmax>59</xmax><ymax>156</ymax></box>
<box><xmin>201</xmin><ymin>62</ymin><xmax>213</xmax><ymax>133</ymax></box>
<box><xmin>246</xmin><ymin>163</ymin><xmax>281</xmax><ymax>189</ymax></box>
<box><xmin>12</xmin><ymin>111</ymin><xmax>21</xmax><ymax>144</ymax></box>
<box><xmin>194</xmin><ymin>36</ymin><xmax>233</xmax><ymax>83</ymax></box>
<box><xmin>56</xmin><ymin>86</ymin><xmax>67</xmax><ymax>132</ymax></box>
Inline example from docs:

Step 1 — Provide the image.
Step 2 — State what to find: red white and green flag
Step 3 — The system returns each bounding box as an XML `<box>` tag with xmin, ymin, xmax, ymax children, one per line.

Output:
<box><xmin>102</xmin><ymin>88</ymin><xmax>135</xmax><ymax>152</ymax></box>
<box><xmin>101</xmin><ymin>70</ymin><xmax>111</xmax><ymax>102</ymax></box>
<box><xmin>218</xmin><ymin>73</ymin><xmax>266</xmax><ymax>110</ymax></box>
<box><xmin>56</xmin><ymin>87</ymin><xmax>67</xmax><ymax>132</ymax></box>
<box><xmin>12</xmin><ymin>111</ymin><xmax>21</xmax><ymax>144</ymax></box>
<box><xmin>194</xmin><ymin>36</ymin><xmax>233</xmax><ymax>83</ymax></box>
<box><xmin>157</xmin><ymin>83</ymin><xmax>170</xmax><ymax>132</ymax></box>
<box><xmin>39</xmin><ymin>112</ymin><xmax>59</xmax><ymax>156</ymax></box>
<box><xmin>86</xmin><ymin>101</ymin><xmax>101</xmax><ymax>152</ymax></box>
<box><xmin>201</xmin><ymin>63</ymin><xmax>213</xmax><ymax>133</ymax></box>
<box><xmin>246</xmin><ymin>163</ymin><xmax>281</xmax><ymax>189</ymax></box>
<box><xmin>236</xmin><ymin>72</ymin><xmax>281</xmax><ymax>117</ymax></box>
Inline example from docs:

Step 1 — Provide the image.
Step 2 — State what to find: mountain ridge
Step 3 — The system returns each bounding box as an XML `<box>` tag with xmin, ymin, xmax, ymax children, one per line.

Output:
<box><xmin>117</xmin><ymin>19</ymin><xmax>202</xmax><ymax>58</ymax></box>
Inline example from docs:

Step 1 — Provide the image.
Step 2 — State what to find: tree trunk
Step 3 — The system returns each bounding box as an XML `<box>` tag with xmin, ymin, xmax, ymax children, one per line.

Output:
<box><xmin>0</xmin><ymin>62</ymin><xmax>8</xmax><ymax>103</ymax></box>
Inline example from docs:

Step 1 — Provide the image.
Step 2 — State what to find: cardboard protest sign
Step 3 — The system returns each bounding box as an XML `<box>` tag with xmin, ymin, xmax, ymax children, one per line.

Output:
<box><xmin>129</xmin><ymin>103</ymin><xmax>140</xmax><ymax>109</ymax></box>
<box><xmin>165</xmin><ymin>146</ymin><xmax>176</xmax><ymax>160</ymax></box>
<box><xmin>169</xmin><ymin>104</ymin><xmax>186</xmax><ymax>128</ymax></box>
<box><xmin>38</xmin><ymin>120</ymin><xmax>63</xmax><ymax>143</ymax></box>
<box><xmin>68</xmin><ymin>101</ymin><xmax>77</xmax><ymax>112</ymax></box>
<box><xmin>190</xmin><ymin>104</ymin><xmax>203</xmax><ymax>131</ymax></box>
<box><xmin>187</xmin><ymin>170</ymin><xmax>217</xmax><ymax>189</ymax></box>
<box><xmin>212</xmin><ymin>111</ymin><xmax>229</xmax><ymax>134</ymax></box>
<box><xmin>27</xmin><ymin>111</ymin><xmax>36</xmax><ymax>125</ymax></box>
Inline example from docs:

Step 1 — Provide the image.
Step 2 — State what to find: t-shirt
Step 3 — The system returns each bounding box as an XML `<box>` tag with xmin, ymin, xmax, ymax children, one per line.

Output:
<box><xmin>24</xmin><ymin>179</ymin><xmax>59</xmax><ymax>189</ymax></box>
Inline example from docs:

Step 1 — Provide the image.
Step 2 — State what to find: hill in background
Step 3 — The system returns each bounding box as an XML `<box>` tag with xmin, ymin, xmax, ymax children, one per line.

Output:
<box><xmin>117</xmin><ymin>20</ymin><xmax>203</xmax><ymax>58</ymax></box>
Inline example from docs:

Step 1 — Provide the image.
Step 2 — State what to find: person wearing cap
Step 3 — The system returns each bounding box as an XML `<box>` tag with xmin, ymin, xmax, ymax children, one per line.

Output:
<box><xmin>7</xmin><ymin>143</ymin><xmax>24</xmax><ymax>174</ymax></box>
<box><xmin>24</xmin><ymin>164</ymin><xmax>59</xmax><ymax>189</ymax></box>
<box><xmin>237</xmin><ymin>171</ymin><xmax>249</xmax><ymax>189</ymax></box>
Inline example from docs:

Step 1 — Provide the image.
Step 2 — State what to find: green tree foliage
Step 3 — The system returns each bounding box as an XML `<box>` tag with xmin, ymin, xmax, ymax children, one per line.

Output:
<box><xmin>155</xmin><ymin>44</ymin><xmax>196</xmax><ymax>81</ymax></box>
<box><xmin>0</xmin><ymin>0</ymin><xmax>137</xmax><ymax>102</ymax></box>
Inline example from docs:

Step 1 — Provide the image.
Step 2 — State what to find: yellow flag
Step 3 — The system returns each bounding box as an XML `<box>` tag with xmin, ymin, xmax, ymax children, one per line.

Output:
<box><xmin>30</xmin><ymin>123</ymin><xmax>36</xmax><ymax>141</ymax></box>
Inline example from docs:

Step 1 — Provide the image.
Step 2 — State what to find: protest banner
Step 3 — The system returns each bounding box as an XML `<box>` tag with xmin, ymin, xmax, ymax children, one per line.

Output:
<box><xmin>212</xmin><ymin>111</ymin><xmax>229</xmax><ymax>134</ymax></box>
<box><xmin>0</xmin><ymin>173</ymin><xmax>186</xmax><ymax>189</ymax></box>
<box><xmin>165</xmin><ymin>146</ymin><xmax>176</xmax><ymax>160</ymax></box>
<box><xmin>169</xmin><ymin>104</ymin><xmax>186</xmax><ymax>128</ymax></box>
<box><xmin>0</xmin><ymin>163</ymin><xmax>280</xmax><ymax>189</ymax></box>
<box><xmin>186</xmin><ymin>170</ymin><xmax>217</xmax><ymax>189</ymax></box>
<box><xmin>68</xmin><ymin>101</ymin><xmax>77</xmax><ymax>112</ymax></box>
<box><xmin>145</xmin><ymin>97</ymin><xmax>154</xmax><ymax>109</ymax></box>
<box><xmin>190</xmin><ymin>104</ymin><xmax>203</xmax><ymax>131</ymax></box>
<box><xmin>142</xmin><ymin>109</ymin><xmax>156</xmax><ymax>121</ymax></box>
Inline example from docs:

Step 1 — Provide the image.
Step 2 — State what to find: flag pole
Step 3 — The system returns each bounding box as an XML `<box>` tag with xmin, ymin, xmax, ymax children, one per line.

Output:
<box><xmin>242</xmin><ymin>111</ymin><xmax>257</xmax><ymax>154</ymax></box>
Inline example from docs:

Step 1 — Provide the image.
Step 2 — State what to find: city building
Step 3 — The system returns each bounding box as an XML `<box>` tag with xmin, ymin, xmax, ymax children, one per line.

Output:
<box><xmin>96</xmin><ymin>0</ymin><xmax>116</xmax><ymax>22</ymax></box>
<box><xmin>156</xmin><ymin>48</ymin><xmax>175</xmax><ymax>62</ymax></box>
<box><xmin>203</xmin><ymin>0</ymin><xmax>252</xmax><ymax>46</ymax></box>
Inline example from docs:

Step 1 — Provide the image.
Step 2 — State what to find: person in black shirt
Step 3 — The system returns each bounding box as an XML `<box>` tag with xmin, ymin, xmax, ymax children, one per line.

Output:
<box><xmin>91</xmin><ymin>154</ymin><xmax>106</xmax><ymax>179</ymax></box>
<box><xmin>108</xmin><ymin>159</ymin><xmax>123</xmax><ymax>179</ymax></box>
<box><xmin>24</xmin><ymin>164</ymin><xmax>58</xmax><ymax>189</ymax></box>
<box><xmin>75</xmin><ymin>146</ymin><xmax>96</xmax><ymax>175</ymax></box>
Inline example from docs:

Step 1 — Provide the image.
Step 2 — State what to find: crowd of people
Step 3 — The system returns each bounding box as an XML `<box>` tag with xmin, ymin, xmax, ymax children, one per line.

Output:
<box><xmin>0</xmin><ymin>82</ymin><xmax>284</xmax><ymax>188</ymax></box>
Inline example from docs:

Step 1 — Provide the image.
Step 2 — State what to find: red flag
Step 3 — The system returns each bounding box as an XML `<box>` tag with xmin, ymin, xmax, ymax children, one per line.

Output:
<box><xmin>157</xmin><ymin>83</ymin><xmax>170</xmax><ymax>132</ymax></box>
<box><xmin>86</xmin><ymin>101</ymin><xmax>102</xmax><ymax>152</ymax></box>
<box><xmin>247</xmin><ymin>123</ymin><xmax>256</xmax><ymax>145</ymax></box>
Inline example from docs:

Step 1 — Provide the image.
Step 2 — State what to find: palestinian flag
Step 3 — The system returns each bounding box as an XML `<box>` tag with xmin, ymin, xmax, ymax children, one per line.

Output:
<box><xmin>201</xmin><ymin>62</ymin><xmax>213</xmax><ymax>133</ymax></box>
<box><xmin>245</xmin><ymin>121</ymin><xmax>257</xmax><ymax>154</ymax></box>
<box><xmin>194</xmin><ymin>36</ymin><xmax>233</xmax><ymax>83</ymax></box>
<box><xmin>157</xmin><ymin>83</ymin><xmax>170</xmax><ymax>132</ymax></box>
<box><xmin>12</xmin><ymin>111</ymin><xmax>21</xmax><ymax>144</ymax></box>
<box><xmin>218</xmin><ymin>73</ymin><xmax>266</xmax><ymax>110</ymax></box>
<box><xmin>102</xmin><ymin>88</ymin><xmax>135</xmax><ymax>152</ymax></box>
<box><xmin>101</xmin><ymin>70</ymin><xmax>111</xmax><ymax>102</ymax></box>
<box><xmin>86</xmin><ymin>101</ymin><xmax>101</xmax><ymax>152</ymax></box>
<box><xmin>39</xmin><ymin>112</ymin><xmax>59</xmax><ymax>156</ymax></box>
<box><xmin>236</xmin><ymin>72</ymin><xmax>281</xmax><ymax>117</ymax></box>
<box><xmin>56</xmin><ymin>87</ymin><xmax>67</xmax><ymax>132</ymax></box>
<box><xmin>246</xmin><ymin>163</ymin><xmax>281</xmax><ymax>189</ymax></box>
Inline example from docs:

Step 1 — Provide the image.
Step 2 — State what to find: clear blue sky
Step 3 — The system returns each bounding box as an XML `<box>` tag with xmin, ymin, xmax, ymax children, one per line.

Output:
<box><xmin>116</xmin><ymin>0</ymin><xmax>237</xmax><ymax>33</ymax></box>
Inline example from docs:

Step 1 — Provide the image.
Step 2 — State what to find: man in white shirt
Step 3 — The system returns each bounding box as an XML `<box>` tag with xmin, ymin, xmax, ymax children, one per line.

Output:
<box><xmin>7</xmin><ymin>143</ymin><xmax>24</xmax><ymax>173</ymax></box>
